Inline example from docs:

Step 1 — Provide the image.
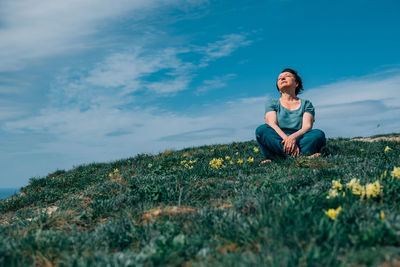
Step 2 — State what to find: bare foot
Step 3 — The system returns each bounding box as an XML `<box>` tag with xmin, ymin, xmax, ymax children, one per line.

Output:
<box><xmin>306</xmin><ymin>153</ymin><xmax>321</xmax><ymax>159</ymax></box>
<box><xmin>259</xmin><ymin>159</ymin><xmax>272</xmax><ymax>166</ymax></box>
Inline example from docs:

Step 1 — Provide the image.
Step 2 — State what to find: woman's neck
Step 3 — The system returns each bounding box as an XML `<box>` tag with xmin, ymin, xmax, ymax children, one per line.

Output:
<box><xmin>280</xmin><ymin>92</ymin><xmax>298</xmax><ymax>101</ymax></box>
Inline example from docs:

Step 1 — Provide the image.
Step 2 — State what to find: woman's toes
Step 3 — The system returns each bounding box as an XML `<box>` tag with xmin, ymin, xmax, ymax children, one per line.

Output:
<box><xmin>306</xmin><ymin>153</ymin><xmax>321</xmax><ymax>159</ymax></box>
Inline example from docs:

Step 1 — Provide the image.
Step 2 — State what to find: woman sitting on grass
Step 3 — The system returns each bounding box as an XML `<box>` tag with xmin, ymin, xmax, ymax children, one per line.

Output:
<box><xmin>255</xmin><ymin>68</ymin><xmax>326</xmax><ymax>165</ymax></box>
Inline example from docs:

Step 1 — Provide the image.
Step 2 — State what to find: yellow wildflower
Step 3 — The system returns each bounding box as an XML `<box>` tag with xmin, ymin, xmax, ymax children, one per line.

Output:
<box><xmin>229</xmin><ymin>160</ymin><xmax>234</xmax><ymax>165</ymax></box>
<box><xmin>352</xmin><ymin>184</ymin><xmax>364</xmax><ymax>196</ymax></box>
<box><xmin>184</xmin><ymin>163</ymin><xmax>189</xmax><ymax>169</ymax></box>
<box><xmin>380</xmin><ymin>211</ymin><xmax>385</xmax><ymax>221</ymax></box>
<box><xmin>384</xmin><ymin>146</ymin><xmax>392</xmax><ymax>153</ymax></box>
<box><xmin>180</xmin><ymin>160</ymin><xmax>187</xmax><ymax>165</ymax></box>
<box><xmin>188</xmin><ymin>166</ymin><xmax>193</xmax><ymax>170</ymax></box>
<box><xmin>237</xmin><ymin>159</ymin><xmax>243</xmax><ymax>165</ymax></box>
<box><xmin>113</xmin><ymin>168</ymin><xmax>119</xmax><ymax>173</ymax></box>
<box><xmin>332</xmin><ymin>179</ymin><xmax>343</xmax><ymax>191</ymax></box>
<box><xmin>324</xmin><ymin>206</ymin><xmax>342</xmax><ymax>220</ymax></box>
<box><xmin>342</xmin><ymin>191</ymin><xmax>346</xmax><ymax>197</ymax></box>
<box><xmin>391</xmin><ymin>167</ymin><xmax>400</xmax><ymax>179</ymax></box>
<box><xmin>253</xmin><ymin>147</ymin><xmax>259</xmax><ymax>153</ymax></box>
<box><xmin>247</xmin><ymin>157</ymin><xmax>254</xmax><ymax>163</ymax></box>
<box><xmin>225</xmin><ymin>156</ymin><xmax>230</xmax><ymax>160</ymax></box>
<box><xmin>109</xmin><ymin>173</ymin><xmax>113</xmax><ymax>177</ymax></box>
<box><xmin>209</xmin><ymin>158</ymin><xmax>224</xmax><ymax>169</ymax></box>
<box><xmin>346</xmin><ymin>178</ymin><xmax>366</xmax><ymax>196</ymax></box>
<box><xmin>365</xmin><ymin>181</ymin><xmax>381</xmax><ymax>198</ymax></box>
<box><xmin>148</xmin><ymin>163</ymin><xmax>153</xmax><ymax>168</ymax></box>
<box><xmin>326</xmin><ymin>188</ymin><xmax>339</xmax><ymax>199</ymax></box>
<box><xmin>346</xmin><ymin>178</ymin><xmax>360</xmax><ymax>190</ymax></box>
<box><xmin>235</xmin><ymin>152</ymin><xmax>239</xmax><ymax>155</ymax></box>
<box><xmin>360</xmin><ymin>148</ymin><xmax>365</xmax><ymax>152</ymax></box>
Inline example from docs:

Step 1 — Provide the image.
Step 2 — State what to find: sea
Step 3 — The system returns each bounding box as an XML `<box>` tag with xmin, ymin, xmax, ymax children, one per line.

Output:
<box><xmin>0</xmin><ymin>188</ymin><xmax>20</xmax><ymax>200</ymax></box>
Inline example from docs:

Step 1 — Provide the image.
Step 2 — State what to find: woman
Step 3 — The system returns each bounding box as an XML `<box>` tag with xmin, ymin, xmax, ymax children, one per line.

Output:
<box><xmin>255</xmin><ymin>68</ymin><xmax>326</xmax><ymax>165</ymax></box>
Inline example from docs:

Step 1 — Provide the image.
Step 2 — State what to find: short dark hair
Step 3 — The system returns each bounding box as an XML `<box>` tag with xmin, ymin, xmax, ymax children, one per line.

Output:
<box><xmin>276</xmin><ymin>68</ymin><xmax>303</xmax><ymax>95</ymax></box>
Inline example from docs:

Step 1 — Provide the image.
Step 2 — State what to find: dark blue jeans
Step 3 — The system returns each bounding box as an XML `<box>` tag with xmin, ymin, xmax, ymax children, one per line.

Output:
<box><xmin>255</xmin><ymin>124</ymin><xmax>326</xmax><ymax>159</ymax></box>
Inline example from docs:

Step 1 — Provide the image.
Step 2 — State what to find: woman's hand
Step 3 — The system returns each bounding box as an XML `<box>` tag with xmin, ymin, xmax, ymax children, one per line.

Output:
<box><xmin>281</xmin><ymin>135</ymin><xmax>298</xmax><ymax>155</ymax></box>
<box><xmin>291</xmin><ymin>145</ymin><xmax>300</xmax><ymax>157</ymax></box>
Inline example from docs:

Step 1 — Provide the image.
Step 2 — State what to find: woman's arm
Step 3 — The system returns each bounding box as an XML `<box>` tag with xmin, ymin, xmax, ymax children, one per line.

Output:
<box><xmin>265</xmin><ymin>111</ymin><xmax>288</xmax><ymax>140</ymax></box>
<box><xmin>289</xmin><ymin>112</ymin><xmax>314</xmax><ymax>140</ymax></box>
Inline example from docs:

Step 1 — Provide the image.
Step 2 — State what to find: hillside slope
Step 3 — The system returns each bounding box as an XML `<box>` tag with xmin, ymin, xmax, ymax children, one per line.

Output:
<box><xmin>1</xmin><ymin>135</ymin><xmax>400</xmax><ymax>266</ymax></box>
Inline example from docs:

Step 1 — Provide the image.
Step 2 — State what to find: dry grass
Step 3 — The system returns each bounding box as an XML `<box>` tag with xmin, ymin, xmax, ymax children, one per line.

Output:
<box><xmin>142</xmin><ymin>205</ymin><xmax>197</xmax><ymax>223</ymax></box>
<box><xmin>352</xmin><ymin>135</ymin><xmax>400</xmax><ymax>142</ymax></box>
<box><xmin>218</xmin><ymin>243</ymin><xmax>239</xmax><ymax>254</ymax></box>
<box><xmin>182</xmin><ymin>151</ymin><xmax>199</xmax><ymax>157</ymax></box>
<box><xmin>293</xmin><ymin>157</ymin><xmax>334</xmax><ymax>169</ymax></box>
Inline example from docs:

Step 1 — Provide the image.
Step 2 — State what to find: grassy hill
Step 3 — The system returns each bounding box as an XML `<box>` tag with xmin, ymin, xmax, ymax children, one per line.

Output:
<box><xmin>1</xmin><ymin>135</ymin><xmax>400</xmax><ymax>266</ymax></box>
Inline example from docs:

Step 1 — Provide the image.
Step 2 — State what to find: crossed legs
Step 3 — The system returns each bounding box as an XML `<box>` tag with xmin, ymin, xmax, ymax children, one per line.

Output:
<box><xmin>255</xmin><ymin>124</ymin><xmax>326</xmax><ymax>163</ymax></box>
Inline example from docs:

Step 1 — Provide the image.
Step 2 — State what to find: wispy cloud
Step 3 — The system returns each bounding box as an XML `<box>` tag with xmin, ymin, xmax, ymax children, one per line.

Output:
<box><xmin>45</xmin><ymin>47</ymin><xmax>195</xmax><ymax>112</ymax></box>
<box><xmin>303</xmin><ymin>69</ymin><xmax>400</xmax><ymax>137</ymax></box>
<box><xmin>198</xmin><ymin>34</ymin><xmax>252</xmax><ymax>67</ymax></box>
<box><xmin>44</xmin><ymin>33</ymin><xmax>251</xmax><ymax>108</ymax></box>
<box><xmin>0</xmin><ymin>0</ymin><xmax>205</xmax><ymax>72</ymax></box>
<box><xmin>196</xmin><ymin>74</ymin><xmax>236</xmax><ymax>95</ymax></box>
<box><xmin>0</xmin><ymin>99</ymin><xmax>29</xmax><ymax>121</ymax></box>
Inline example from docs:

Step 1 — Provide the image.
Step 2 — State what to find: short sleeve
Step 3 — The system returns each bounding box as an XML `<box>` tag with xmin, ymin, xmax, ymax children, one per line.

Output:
<box><xmin>304</xmin><ymin>100</ymin><xmax>315</xmax><ymax>118</ymax></box>
<box><xmin>265</xmin><ymin>99</ymin><xmax>278</xmax><ymax>114</ymax></box>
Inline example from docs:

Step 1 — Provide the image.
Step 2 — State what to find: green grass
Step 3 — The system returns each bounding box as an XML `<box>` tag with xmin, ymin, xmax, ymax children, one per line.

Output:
<box><xmin>1</xmin><ymin>135</ymin><xmax>400</xmax><ymax>266</ymax></box>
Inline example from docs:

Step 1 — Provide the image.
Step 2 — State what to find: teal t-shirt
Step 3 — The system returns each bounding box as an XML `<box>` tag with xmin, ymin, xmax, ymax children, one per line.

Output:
<box><xmin>264</xmin><ymin>98</ymin><xmax>315</xmax><ymax>130</ymax></box>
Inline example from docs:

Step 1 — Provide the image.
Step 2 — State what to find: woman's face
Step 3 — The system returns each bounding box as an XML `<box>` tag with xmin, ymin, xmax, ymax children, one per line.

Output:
<box><xmin>277</xmin><ymin>72</ymin><xmax>298</xmax><ymax>92</ymax></box>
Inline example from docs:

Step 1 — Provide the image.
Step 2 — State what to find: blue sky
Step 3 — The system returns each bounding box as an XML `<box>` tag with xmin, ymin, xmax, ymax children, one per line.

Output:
<box><xmin>0</xmin><ymin>0</ymin><xmax>399</xmax><ymax>187</ymax></box>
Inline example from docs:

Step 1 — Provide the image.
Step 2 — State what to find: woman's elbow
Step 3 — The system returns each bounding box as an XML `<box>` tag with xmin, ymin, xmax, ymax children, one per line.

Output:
<box><xmin>303</xmin><ymin>122</ymin><xmax>313</xmax><ymax>131</ymax></box>
<box><xmin>265</xmin><ymin>120</ymin><xmax>276</xmax><ymax>127</ymax></box>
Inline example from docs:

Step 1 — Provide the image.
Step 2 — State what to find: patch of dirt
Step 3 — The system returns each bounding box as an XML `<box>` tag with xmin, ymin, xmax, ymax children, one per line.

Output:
<box><xmin>182</xmin><ymin>151</ymin><xmax>199</xmax><ymax>157</ymax></box>
<box><xmin>142</xmin><ymin>206</ymin><xmax>196</xmax><ymax>223</ymax></box>
<box><xmin>43</xmin><ymin>206</ymin><xmax>58</xmax><ymax>216</ymax></box>
<box><xmin>211</xmin><ymin>200</ymin><xmax>233</xmax><ymax>210</ymax></box>
<box><xmin>162</xmin><ymin>149</ymin><xmax>174</xmax><ymax>156</ymax></box>
<box><xmin>219</xmin><ymin>203</ymin><xmax>233</xmax><ymax>210</ymax></box>
<box><xmin>379</xmin><ymin>258</ymin><xmax>400</xmax><ymax>267</ymax></box>
<box><xmin>352</xmin><ymin>136</ymin><xmax>400</xmax><ymax>142</ymax></box>
<box><xmin>218</xmin><ymin>243</ymin><xmax>239</xmax><ymax>254</ymax></box>
<box><xmin>293</xmin><ymin>158</ymin><xmax>334</xmax><ymax>169</ymax></box>
<box><xmin>0</xmin><ymin>214</ymin><xmax>12</xmax><ymax>226</ymax></box>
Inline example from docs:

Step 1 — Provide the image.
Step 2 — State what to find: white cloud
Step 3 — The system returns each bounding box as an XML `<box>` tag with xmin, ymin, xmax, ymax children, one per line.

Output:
<box><xmin>3</xmin><ymin>91</ymin><xmax>265</xmax><ymax>156</ymax></box>
<box><xmin>0</xmin><ymin>100</ymin><xmax>28</xmax><ymax>121</ymax></box>
<box><xmin>302</xmin><ymin>70</ymin><xmax>400</xmax><ymax>137</ymax></box>
<box><xmin>196</xmin><ymin>74</ymin><xmax>236</xmax><ymax>94</ymax></box>
<box><xmin>85</xmin><ymin>48</ymin><xmax>192</xmax><ymax>90</ymax></box>
<box><xmin>0</xmin><ymin>0</ymin><xmax>205</xmax><ymax>71</ymax></box>
<box><xmin>44</xmin><ymin>47</ymin><xmax>197</xmax><ymax>112</ymax></box>
<box><xmin>45</xmin><ymin>33</ymin><xmax>249</xmax><ymax>102</ymax></box>
<box><xmin>198</xmin><ymin>34</ymin><xmax>252</xmax><ymax>67</ymax></box>
<box><xmin>145</xmin><ymin>76</ymin><xmax>193</xmax><ymax>93</ymax></box>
